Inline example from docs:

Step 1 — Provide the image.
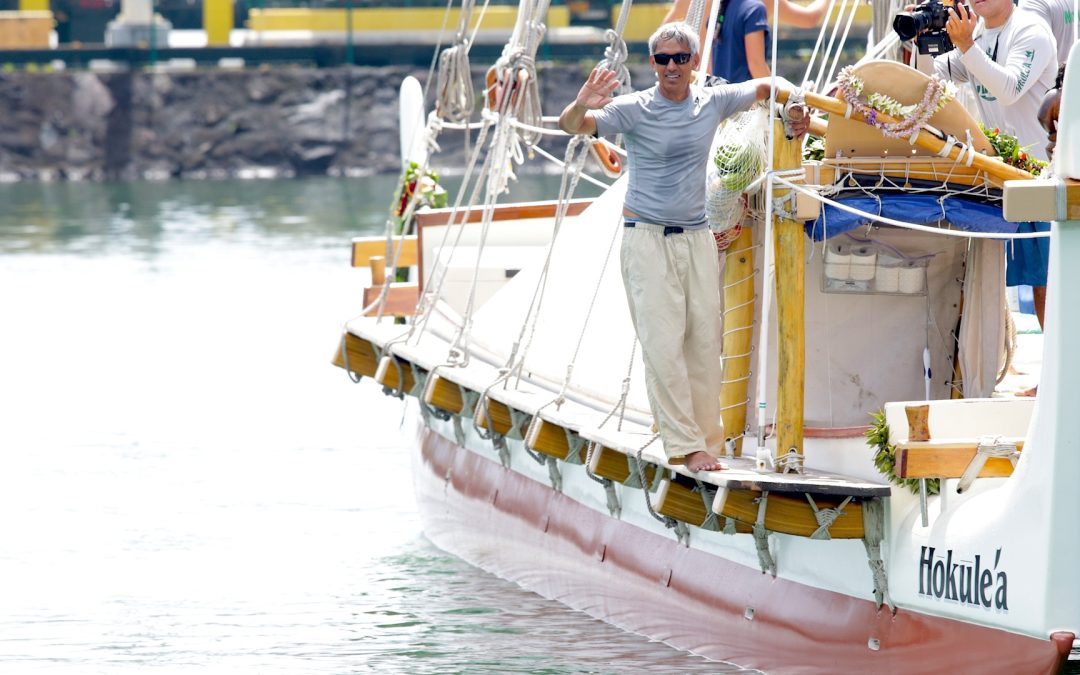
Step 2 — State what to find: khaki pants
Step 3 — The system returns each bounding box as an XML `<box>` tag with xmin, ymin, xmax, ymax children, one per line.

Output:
<box><xmin>620</xmin><ymin>222</ymin><xmax>724</xmax><ymax>460</ymax></box>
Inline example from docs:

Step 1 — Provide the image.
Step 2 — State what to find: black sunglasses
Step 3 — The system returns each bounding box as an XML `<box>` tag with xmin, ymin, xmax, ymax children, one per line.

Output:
<box><xmin>653</xmin><ymin>52</ymin><xmax>693</xmax><ymax>66</ymax></box>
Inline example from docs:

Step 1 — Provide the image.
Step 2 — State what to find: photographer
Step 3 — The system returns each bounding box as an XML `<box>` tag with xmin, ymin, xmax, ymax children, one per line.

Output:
<box><xmin>921</xmin><ymin>0</ymin><xmax>1058</xmax><ymax>398</ymax></box>
<box><xmin>1021</xmin><ymin>0</ymin><xmax>1076</xmax><ymax>65</ymax></box>
<box><xmin>927</xmin><ymin>0</ymin><xmax>1057</xmax><ymax>160</ymax></box>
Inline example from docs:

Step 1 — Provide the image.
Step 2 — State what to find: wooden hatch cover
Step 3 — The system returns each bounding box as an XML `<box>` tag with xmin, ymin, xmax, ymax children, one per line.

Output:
<box><xmin>825</xmin><ymin>60</ymin><xmax>995</xmax><ymax>160</ymax></box>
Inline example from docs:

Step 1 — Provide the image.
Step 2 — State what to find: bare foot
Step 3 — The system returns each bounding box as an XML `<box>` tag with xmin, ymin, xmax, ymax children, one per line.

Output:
<box><xmin>1016</xmin><ymin>385</ymin><xmax>1038</xmax><ymax>397</ymax></box>
<box><xmin>686</xmin><ymin>451</ymin><xmax>724</xmax><ymax>473</ymax></box>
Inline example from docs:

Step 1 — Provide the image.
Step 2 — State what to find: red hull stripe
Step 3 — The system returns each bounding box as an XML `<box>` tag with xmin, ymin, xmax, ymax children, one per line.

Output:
<box><xmin>414</xmin><ymin>427</ymin><xmax>1070</xmax><ymax>674</ymax></box>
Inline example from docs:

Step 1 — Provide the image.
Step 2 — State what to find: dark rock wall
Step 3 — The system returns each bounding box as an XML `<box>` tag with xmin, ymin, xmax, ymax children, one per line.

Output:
<box><xmin>0</xmin><ymin>63</ymin><xmax>656</xmax><ymax>181</ymax></box>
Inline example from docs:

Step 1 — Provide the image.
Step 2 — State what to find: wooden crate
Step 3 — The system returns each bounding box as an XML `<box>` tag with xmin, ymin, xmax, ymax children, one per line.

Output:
<box><xmin>0</xmin><ymin>11</ymin><xmax>53</xmax><ymax>49</ymax></box>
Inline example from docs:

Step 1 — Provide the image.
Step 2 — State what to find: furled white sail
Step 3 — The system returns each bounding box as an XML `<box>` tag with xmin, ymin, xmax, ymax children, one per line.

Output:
<box><xmin>467</xmin><ymin>176</ymin><xmax>653</xmax><ymax>415</ymax></box>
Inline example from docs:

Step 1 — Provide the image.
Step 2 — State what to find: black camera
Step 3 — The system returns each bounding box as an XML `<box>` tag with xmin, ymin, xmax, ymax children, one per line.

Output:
<box><xmin>892</xmin><ymin>0</ymin><xmax>959</xmax><ymax>55</ymax></box>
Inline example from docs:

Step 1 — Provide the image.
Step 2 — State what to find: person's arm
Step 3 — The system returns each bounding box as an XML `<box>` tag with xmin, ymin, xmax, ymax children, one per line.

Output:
<box><xmin>770</xmin><ymin>0</ymin><xmax>830</xmax><ymax>28</ymax></box>
<box><xmin>674</xmin><ymin>0</ymin><xmax>828</xmax><ymax>28</ymax></box>
<box><xmin>558</xmin><ymin>66</ymin><xmax>620</xmax><ymax>136</ymax></box>
<box><xmin>662</xmin><ymin>0</ymin><xmax>694</xmax><ymax>23</ymax></box>
<box><xmin>746</xmin><ymin>76</ymin><xmax>811</xmax><ymax>137</ymax></box>
<box><xmin>956</xmin><ymin>22</ymin><xmax>1056</xmax><ymax>105</ymax></box>
<box><xmin>745</xmin><ymin>31</ymin><xmax>771</xmax><ymax>78</ymax></box>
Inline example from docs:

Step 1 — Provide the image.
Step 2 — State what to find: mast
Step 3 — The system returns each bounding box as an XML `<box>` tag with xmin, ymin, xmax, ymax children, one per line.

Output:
<box><xmin>770</xmin><ymin>120</ymin><xmax>806</xmax><ymax>469</ymax></box>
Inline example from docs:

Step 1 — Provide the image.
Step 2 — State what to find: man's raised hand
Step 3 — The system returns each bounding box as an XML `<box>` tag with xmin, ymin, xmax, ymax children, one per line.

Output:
<box><xmin>577</xmin><ymin>67</ymin><xmax>620</xmax><ymax>110</ymax></box>
<box><xmin>945</xmin><ymin>2</ymin><xmax>977</xmax><ymax>53</ymax></box>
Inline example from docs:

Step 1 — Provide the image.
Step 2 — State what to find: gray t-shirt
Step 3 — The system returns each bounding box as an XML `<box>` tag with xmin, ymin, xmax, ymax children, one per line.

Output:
<box><xmin>592</xmin><ymin>81</ymin><xmax>758</xmax><ymax>228</ymax></box>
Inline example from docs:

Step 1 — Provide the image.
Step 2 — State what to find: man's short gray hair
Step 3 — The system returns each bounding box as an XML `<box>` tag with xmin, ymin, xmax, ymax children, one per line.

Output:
<box><xmin>647</xmin><ymin>22</ymin><xmax>700</xmax><ymax>56</ymax></box>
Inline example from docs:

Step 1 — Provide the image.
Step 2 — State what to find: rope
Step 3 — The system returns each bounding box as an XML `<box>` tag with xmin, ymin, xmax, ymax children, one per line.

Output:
<box><xmin>420</xmin><ymin>0</ymin><xmax>459</xmax><ymax>104</ymax></box>
<box><xmin>752</xmin><ymin>492</ymin><xmax>777</xmax><ymax>575</ymax></box>
<box><xmin>695</xmin><ymin>480</ymin><xmax>720</xmax><ymax>531</ymax></box>
<box><xmin>583</xmin><ymin>440</ymin><xmax>622</xmax><ymax>517</ymax></box>
<box><xmin>801</xmin><ymin>0</ymin><xmax>841</xmax><ymax>89</ymax></box>
<box><xmin>775</xmin><ymin>448</ymin><xmax>805</xmax><ymax>475</ymax></box>
<box><xmin>775</xmin><ymin>175</ymin><xmax>1053</xmax><ymax>240</ymax></box>
<box><xmin>997</xmin><ymin>299</ymin><xmax>1016</xmax><ymax>385</ymax></box>
<box><xmin>435</xmin><ymin>0</ymin><xmax>477</xmax><ymax>124</ymax></box>
<box><xmin>862</xmin><ymin>497</ymin><xmax>895</xmax><ymax>612</ymax></box>
<box><xmin>956</xmin><ymin>436</ymin><xmax>1020</xmax><ymax>494</ymax></box>
<box><xmin>805</xmin><ymin>494</ymin><xmax>853</xmax><ymax>540</ymax></box>
<box><xmin>489</xmin><ymin>136</ymin><xmax>593</xmax><ymax>391</ymax></box>
<box><xmin>635</xmin><ymin>440</ymin><xmax>677</xmax><ymax>528</ymax></box>
<box><xmin>821</xmin><ymin>0</ymin><xmax>860</xmax><ymax>94</ymax></box>
<box><xmin>685</xmin><ymin>0</ymin><xmax>708</xmax><ymax>36</ymax></box>
<box><xmin>597</xmin><ymin>0</ymin><xmax>633</xmax><ymax>94</ymax></box>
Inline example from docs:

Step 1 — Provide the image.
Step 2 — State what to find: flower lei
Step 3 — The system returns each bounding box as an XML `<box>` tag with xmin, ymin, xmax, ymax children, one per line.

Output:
<box><xmin>836</xmin><ymin>66</ymin><xmax>958</xmax><ymax>140</ymax></box>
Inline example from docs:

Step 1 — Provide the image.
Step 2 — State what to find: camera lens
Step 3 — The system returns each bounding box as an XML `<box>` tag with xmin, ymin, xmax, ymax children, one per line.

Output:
<box><xmin>892</xmin><ymin>11</ymin><xmax>928</xmax><ymax>41</ymax></box>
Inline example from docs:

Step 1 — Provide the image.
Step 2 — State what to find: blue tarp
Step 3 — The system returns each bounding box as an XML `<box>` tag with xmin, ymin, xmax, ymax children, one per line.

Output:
<box><xmin>806</xmin><ymin>193</ymin><xmax>1018</xmax><ymax>241</ymax></box>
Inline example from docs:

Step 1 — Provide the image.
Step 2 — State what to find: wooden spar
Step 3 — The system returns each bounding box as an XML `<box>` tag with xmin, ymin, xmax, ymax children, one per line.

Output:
<box><xmin>362</xmin><ymin>282</ymin><xmax>419</xmax><ymax>317</ymax></box>
<box><xmin>374</xmin><ymin>354</ymin><xmax>416</xmax><ymax>393</ymax></box>
<box><xmin>475</xmin><ymin>397</ymin><xmax>515</xmax><ymax>436</ymax></box>
<box><xmin>351</xmin><ymin>235</ymin><xmax>418</xmax><ymax>268</ymax></box>
<box><xmin>771</xmin><ymin>119</ymin><xmax>806</xmax><ymax>469</ymax></box>
<box><xmin>332</xmin><ymin>333</ymin><xmax>380</xmax><ymax>378</ymax></box>
<box><xmin>424</xmin><ymin>373</ymin><xmax>465</xmax><ymax>414</ymax></box>
<box><xmin>369</xmin><ymin>255</ymin><xmax>386</xmax><ymax>286</ymax></box>
<box><xmin>719</xmin><ymin>225</ymin><xmax>755</xmax><ymax>457</ymax></box>
<box><xmin>525</xmin><ymin>417</ymin><xmax>580</xmax><ymax>461</ymax></box>
<box><xmin>655</xmin><ymin>478</ymin><xmax>752</xmax><ymax>533</ymax></box>
<box><xmin>897</xmin><ymin>439</ymin><xmax>1024</xmax><ymax>479</ymax></box>
<box><xmin>714</xmin><ymin>488</ymin><xmax>865</xmax><ymax>538</ymax></box>
<box><xmin>778</xmin><ymin>89</ymin><xmax>1035</xmax><ymax>183</ymax></box>
<box><xmin>587</xmin><ymin>444</ymin><xmax>658</xmax><ymax>487</ymax></box>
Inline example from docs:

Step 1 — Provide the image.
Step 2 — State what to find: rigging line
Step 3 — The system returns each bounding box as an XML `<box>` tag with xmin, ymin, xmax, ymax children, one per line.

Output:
<box><xmin>373</xmin><ymin>117</ymin><xmax>452</xmax><ymax>321</ymax></box>
<box><xmin>408</xmin><ymin>117</ymin><xmax>499</xmax><ymax>345</ymax></box>
<box><xmin>598</xmin><ymin>0</ymin><xmax>634</xmax><ymax>95</ymax></box>
<box><xmin>801</xmin><ymin>0</ymin><xmax>841</xmax><ymax>89</ymax></box>
<box><xmin>421</xmin><ymin>0</ymin><xmax>459</xmax><ymax>105</ymax></box>
<box><xmin>509</xmin><ymin>118</ymin><xmax>581</xmax><ymax>137</ymax></box>
<box><xmin>435</xmin><ymin>0</ymin><xmax>477</xmax><ymax>124</ymax></box>
<box><xmin>686</xmin><ymin>0</ymin><xmax>708</xmax><ymax>36</ymax></box>
<box><xmin>822</xmin><ymin>0</ymin><xmax>861</xmax><ymax>96</ymax></box>
<box><xmin>553</xmin><ymin>177</ymin><xmax>624</xmax><ymax>404</ymax></box>
<box><xmin>812</xmin><ymin>0</ymin><xmax>847</xmax><ymax>98</ymax></box>
<box><xmin>466</xmin><ymin>0</ymin><xmax>494</xmax><ymax>47</ymax></box>
<box><xmin>412</xmin><ymin>112</ymin><xmax>502</xmax><ymax>314</ymax></box>
<box><xmin>698</xmin><ymin>0</ymin><xmax>723</xmax><ymax>84</ymax></box>
<box><xmin>528</xmin><ymin>143</ymin><xmax>613</xmax><ymax>190</ymax></box>
<box><xmin>443</xmin><ymin>74</ymin><xmax>528</xmax><ymax>363</ymax></box>
<box><xmin>775</xmin><ymin>176</ymin><xmax>1052</xmax><ymax>239</ymax></box>
<box><xmin>510</xmin><ymin>138</ymin><xmax>593</xmax><ymax>387</ymax></box>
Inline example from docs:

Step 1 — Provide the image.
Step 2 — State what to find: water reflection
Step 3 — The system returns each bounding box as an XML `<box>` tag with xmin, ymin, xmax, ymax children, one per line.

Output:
<box><xmin>0</xmin><ymin>174</ymin><xmax>604</xmax><ymax>257</ymax></box>
<box><xmin>0</xmin><ymin>175</ymin><xmax>741</xmax><ymax>674</ymax></box>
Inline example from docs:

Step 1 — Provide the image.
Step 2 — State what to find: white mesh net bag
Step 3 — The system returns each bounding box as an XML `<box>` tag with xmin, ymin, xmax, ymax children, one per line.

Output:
<box><xmin>706</xmin><ymin>106</ymin><xmax>769</xmax><ymax>249</ymax></box>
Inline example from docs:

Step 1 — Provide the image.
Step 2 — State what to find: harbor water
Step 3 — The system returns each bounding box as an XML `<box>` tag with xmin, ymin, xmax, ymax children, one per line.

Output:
<box><xmin>0</xmin><ymin>175</ymin><xmax>750</xmax><ymax>673</ymax></box>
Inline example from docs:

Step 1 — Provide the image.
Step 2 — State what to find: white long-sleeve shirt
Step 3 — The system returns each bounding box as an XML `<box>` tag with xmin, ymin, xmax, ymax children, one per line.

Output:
<box><xmin>934</xmin><ymin>8</ymin><xmax>1058</xmax><ymax>160</ymax></box>
<box><xmin>1020</xmin><ymin>0</ymin><xmax>1077</xmax><ymax>64</ymax></box>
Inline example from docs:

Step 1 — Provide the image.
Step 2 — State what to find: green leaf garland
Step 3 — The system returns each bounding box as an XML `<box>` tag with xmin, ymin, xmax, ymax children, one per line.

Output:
<box><xmin>866</xmin><ymin>409</ymin><xmax>940</xmax><ymax>495</ymax></box>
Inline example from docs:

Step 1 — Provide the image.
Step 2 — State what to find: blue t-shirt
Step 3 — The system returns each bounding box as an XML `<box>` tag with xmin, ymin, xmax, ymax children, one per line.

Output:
<box><xmin>591</xmin><ymin>82</ymin><xmax>758</xmax><ymax>228</ymax></box>
<box><xmin>711</xmin><ymin>0</ymin><xmax>770</xmax><ymax>84</ymax></box>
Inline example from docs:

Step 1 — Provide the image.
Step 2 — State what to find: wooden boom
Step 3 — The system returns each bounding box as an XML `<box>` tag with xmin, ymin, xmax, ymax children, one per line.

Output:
<box><xmin>777</xmin><ymin>89</ymin><xmax>1036</xmax><ymax>184</ymax></box>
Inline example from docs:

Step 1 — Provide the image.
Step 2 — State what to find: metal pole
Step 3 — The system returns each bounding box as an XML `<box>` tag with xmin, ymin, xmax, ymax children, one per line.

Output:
<box><xmin>343</xmin><ymin>0</ymin><xmax>353</xmax><ymax>141</ymax></box>
<box><xmin>149</xmin><ymin>0</ymin><xmax>157</xmax><ymax>67</ymax></box>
